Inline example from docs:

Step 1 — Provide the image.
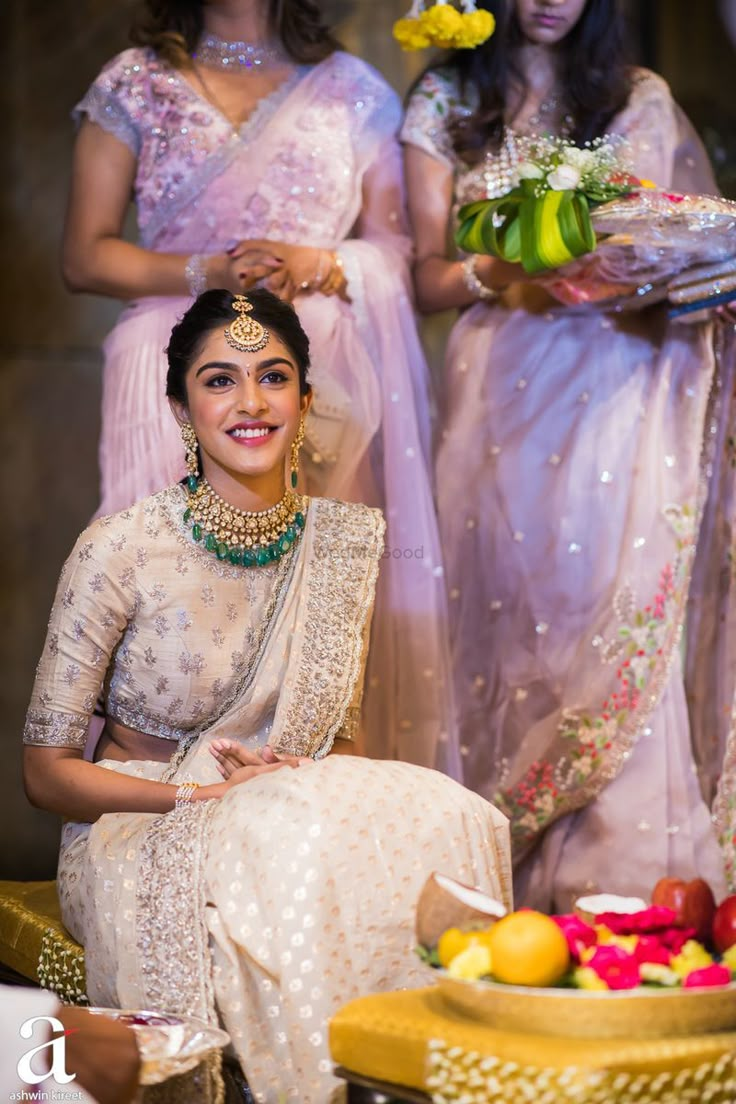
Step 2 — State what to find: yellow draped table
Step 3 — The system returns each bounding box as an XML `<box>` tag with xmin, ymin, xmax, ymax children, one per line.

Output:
<box><xmin>329</xmin><ymin>986</ymin><xmax>736</xmax><ymax>1103</ymax></box>
<box><xmin>0</xmin><ymin>880</ymin><xmax>87</xmax><ymax>1003</ymax></box>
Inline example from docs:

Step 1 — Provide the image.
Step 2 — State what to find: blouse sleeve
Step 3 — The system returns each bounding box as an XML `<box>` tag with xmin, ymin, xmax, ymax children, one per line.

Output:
<box><xmin>23</xmin><ymin>520</ymin><xmax>132</xmax><ymax>748</ymax></box>
<box><xmin>72</xmin><ymin>48</ymin><xmax>150</xmax><ymax>156</ymax></box>
<box><xmin>400</xmin><ymin>69</ymin><xmax>459</xmax><ymax>169</ymax></box>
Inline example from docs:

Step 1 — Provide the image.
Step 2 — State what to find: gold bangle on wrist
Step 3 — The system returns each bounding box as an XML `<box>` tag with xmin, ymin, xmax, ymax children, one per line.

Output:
<box><xmin>174</xmin><ymin>781</ymin><xmax>200</xmax><ymax>807</ymax></box>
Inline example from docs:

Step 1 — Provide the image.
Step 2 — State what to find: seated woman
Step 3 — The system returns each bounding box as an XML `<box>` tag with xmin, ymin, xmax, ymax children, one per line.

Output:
<box><xmin>22</xmin><ymin>290</ymin><xmax>511</xmax><ymax>1104</ymax></box>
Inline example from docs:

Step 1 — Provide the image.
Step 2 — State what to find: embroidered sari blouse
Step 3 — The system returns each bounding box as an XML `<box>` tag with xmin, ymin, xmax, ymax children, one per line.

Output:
<box><xmin>23</xmin><ymin>486</ymin><xmax>383</xmax><ymax>752</ymax></box>
<box><xmin>74</xmin><ymin>48</ymin><xmax>404</xmax><ymax>252</ymax></box>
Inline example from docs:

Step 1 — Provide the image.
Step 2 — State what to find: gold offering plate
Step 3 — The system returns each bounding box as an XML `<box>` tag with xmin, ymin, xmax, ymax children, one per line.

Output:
<box><xmin>434</xmin><ymin>973</ymin><xmax>736</xmax><ymax>1039</ymax></box>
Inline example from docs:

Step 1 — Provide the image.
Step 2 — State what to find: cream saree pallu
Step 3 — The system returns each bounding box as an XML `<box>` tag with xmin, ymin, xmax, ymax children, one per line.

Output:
<box><xmin>58</xmin><ymin>500</ymin><xmax>511</xmax><ymax>1104</ymax></box>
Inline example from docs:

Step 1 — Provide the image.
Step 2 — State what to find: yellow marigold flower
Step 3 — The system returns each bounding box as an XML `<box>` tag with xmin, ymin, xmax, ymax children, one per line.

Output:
<box><xmin>392</xmin><ymin>17</ymin><xmax>432</xmax><ymax>50</ymax></box>
<box><xmin>420</xmin><ymin>4</ymin><xmax>464</xmax><ymax>48</ymax></box>
<box><xmin>573</xmin><ymin>966</ymin><xmax>608</xmax><ymax>991</ymax></box>
<box><xmin>671</xmin><ymin>940</ymin><xmax>713</xmax><ymax>979</ymax></box>
<box><xmin>639</xmin><ymin>178</ymin><xmax>656</xmax><ymax>188</ymax></box>
<box><xmin>446</xmin><ymin>944</ymin><xmax>492</xmax><ymax>980</ymax></box>
<box><xmin>595</xmin><ymin>928</ymin><xmax>638</xmax><ymax>954</ymax></box>
<box><xmin>461</xmin><ymin>9</ymin><xmax>496</xmax><ymax>46</ymax></box>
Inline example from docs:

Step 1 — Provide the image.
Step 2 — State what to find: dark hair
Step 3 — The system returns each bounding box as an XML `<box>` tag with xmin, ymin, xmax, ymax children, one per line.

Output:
<box><xmin>130</xmin><ymin>0</ymin><xmax>340</xmax><ymax>68</ymax></box>
<box><xmin>166</xmin><ymin>288</ymin><xmax>312</xmax><ymax>403</ymax></box>
<box><xmin>440</xmin><ymin>0</ymin><xmax>632</xmax><ymax>162</ymax></box>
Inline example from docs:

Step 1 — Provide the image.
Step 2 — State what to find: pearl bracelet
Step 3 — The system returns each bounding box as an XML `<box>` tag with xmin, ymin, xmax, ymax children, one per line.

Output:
<box><xmin>184</xmin><ymin>254</ymin><xmax>208</xmax><ymax>299</ymax></box>
<box><xmin>461</xmin><ymin>254</ymin><xmax>498</xmax><ymax>302</ymax></box>
<box><xmin>174</xmin><ymin>781</ymin><xmax>200</xmax><ymax>807</ymax></box>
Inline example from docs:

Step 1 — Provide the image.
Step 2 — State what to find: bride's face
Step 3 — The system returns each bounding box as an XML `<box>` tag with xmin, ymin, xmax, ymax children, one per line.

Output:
<box><xmin>177</xmin><ymin>326</ymin><xmax>309</xmax><ymax>487</ymax></box>
<box><xmin>514</xmin><ymin>0</ymin><xmax>588</xmax><ymax>45</ymax></box>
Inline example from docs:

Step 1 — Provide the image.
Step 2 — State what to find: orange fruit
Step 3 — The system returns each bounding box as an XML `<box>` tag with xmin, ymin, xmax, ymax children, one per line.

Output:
<box><xmin>487</xmin><ymin>910</ymin><xmax>570</xmax><ymax>987</ymax></box>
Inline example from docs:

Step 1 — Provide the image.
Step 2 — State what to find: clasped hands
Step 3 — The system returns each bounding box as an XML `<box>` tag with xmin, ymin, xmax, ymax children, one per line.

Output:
<box><xmin>209</xmin><ymin>737</ymin><xmax>311</xmax><ymax>789</ymax></box>
<box><xmin>215</xmin><ymin>239</ymin><xmax>350</xmax><ymax>302</ymax></box>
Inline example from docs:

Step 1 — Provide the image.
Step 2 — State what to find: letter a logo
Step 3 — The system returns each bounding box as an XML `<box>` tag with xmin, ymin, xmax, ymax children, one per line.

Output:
<box><xmin>17</xmin><ymin>1015</ymin><xmax>76</xmax><ymax>1085</ymax></box>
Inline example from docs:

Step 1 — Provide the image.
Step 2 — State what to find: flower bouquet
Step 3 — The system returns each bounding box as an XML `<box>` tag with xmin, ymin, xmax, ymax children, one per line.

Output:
<box><xmin>455</xmin><ymin>135</ymin><xmax>648</xmax><ymax>274</ymax></box>
<box><xmin>415</xmin><ymin>874</ymin><xmax>736</xmax><ymax>1039</ymax></box>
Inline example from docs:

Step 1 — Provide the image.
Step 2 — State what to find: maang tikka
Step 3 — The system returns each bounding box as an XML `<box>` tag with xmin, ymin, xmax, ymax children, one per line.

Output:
<box><xmin>181</xmin><ymin>422</ymin><xmax>200</xmax><ymax>492</ymax></box>
<box><xmin>290</xmin><ymin>418</ymin><xmax>305</xmax><ymax>489</ymax></box>
<box><xmin>224</xmin><ymin>295</ymin><xmax>269</xmax><ymax>353</ymax></box>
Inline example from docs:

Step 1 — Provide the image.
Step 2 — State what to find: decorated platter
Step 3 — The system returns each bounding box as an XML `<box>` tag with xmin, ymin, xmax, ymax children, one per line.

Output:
<box><xmin>86</xmin><ymin>1008</ymin><xmax>230</xmax><ymax>1085</ymax></box>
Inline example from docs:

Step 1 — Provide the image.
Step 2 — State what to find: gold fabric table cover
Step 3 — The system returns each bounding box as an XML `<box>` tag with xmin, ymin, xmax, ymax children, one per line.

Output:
<box><xmin>329</xmin><ymin>986</ymin><xmax>736</xmax><ymax>1102</ymax></box>
<box><xmin>0</xmin><ymin>880</ymin><xmax>87</xmax><ymax>1003</ymax></box>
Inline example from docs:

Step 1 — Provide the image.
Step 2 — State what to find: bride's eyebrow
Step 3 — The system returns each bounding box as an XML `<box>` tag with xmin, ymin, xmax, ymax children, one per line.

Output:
<box><xmin>195</xmin><ymin>357</ymin><xmax>295</xmax><ymax>377</ymax></box>
<box><xmin>195</xmin><ymin>360</ymin><xmax>239</xmax><ymax>376</ymax></box>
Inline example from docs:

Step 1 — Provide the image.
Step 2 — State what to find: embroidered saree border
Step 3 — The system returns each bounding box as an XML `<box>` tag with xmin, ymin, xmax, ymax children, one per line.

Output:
<box><xmin>271</xmin><ymin>497</ymin><xmax>384</xmax><ymax>758</ymax></box>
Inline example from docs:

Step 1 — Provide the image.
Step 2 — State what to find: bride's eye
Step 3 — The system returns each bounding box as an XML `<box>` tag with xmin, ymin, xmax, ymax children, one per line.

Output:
<box><xmin>205</xmin><ymin>373</ymin><xmax>234</xmax><ymax>388</ymax></box>
<box><xmin>260</xmin><ymin>370</ymin><xmax>288</xmax><ymax>385</ymax></box>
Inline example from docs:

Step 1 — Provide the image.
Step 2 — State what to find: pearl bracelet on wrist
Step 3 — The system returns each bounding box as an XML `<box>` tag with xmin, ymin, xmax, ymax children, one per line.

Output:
<box><xmin>184</xmin><ymin>254</ymin><xmax>208</xmax><ymax>299</ymax></box>
<box><xmin>461</xmin><ymin>254</ymin><xmax>498</xmax><ymax>302</ymax></box>
<box><xmin>174</xmin><ymin>781</ymin><xmax>200</xmax><ymax>807</ymax></box>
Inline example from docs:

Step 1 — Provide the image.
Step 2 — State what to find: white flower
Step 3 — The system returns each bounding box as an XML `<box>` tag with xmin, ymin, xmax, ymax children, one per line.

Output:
<box><xmin>518</xmin><ymin>160</ymin><xmax>544</xmax><ymax>180</ymax></box>
<box><xmin>547</xmin><ymin>163</ymin><xmax>582</xmax><ymax>191</ymax></box>
<box><xmin>563</xmin><ymin>147</ymin><xmax>596</xmax><ymax>172</ymax></box>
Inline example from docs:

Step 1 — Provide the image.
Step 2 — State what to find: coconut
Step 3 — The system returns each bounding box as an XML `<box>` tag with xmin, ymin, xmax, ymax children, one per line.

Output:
<box><xmin>574</xmin><ymin>893</ymin><xmax>647</xmax><ymax>925</ymax></box>
<box><xmin>415</xmin><ymin>872</ymin><xmax>507</xmax><ymax>948</ymax></box>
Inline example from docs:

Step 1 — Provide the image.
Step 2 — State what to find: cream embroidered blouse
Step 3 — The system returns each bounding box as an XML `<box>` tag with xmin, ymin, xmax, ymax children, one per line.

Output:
<box><xmin>23</xmin><ymin>486</ymin><xmax>366</xmax><ymax>750</ymax></box>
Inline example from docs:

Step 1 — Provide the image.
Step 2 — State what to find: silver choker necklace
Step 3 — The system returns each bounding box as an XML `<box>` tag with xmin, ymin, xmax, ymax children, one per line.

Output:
<box><xmin>193</xmin><ymin>33</ymin><xmax>284</xmax><ymax>71</ymax></box>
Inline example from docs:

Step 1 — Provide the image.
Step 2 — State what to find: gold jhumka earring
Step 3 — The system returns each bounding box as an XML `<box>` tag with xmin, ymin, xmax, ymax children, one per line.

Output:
<box><xmin>290</xmin><ymin>418</ymin><xmax>305</xmax><ymax>489</ymax></box>
<box><xmin>224</xmin><ymin>295</ymin><xmax>270</xmax><ymax>353</ymax></box>
<box><xmin>181</xmin><ymin>422</ymin><xmax>200</xmax><ymax>492</ymax></box>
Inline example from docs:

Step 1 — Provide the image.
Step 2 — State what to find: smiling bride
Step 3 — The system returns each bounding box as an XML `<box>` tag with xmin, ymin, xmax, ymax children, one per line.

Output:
<box><xmin>22</xmin><ymin>290</ymin><xmax>511</xmax><ymax>1104</ymax></box>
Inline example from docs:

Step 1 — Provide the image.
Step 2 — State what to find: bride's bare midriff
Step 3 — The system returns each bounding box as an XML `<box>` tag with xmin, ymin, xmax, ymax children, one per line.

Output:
<box><xmin>94</xmin><ymin>718</ymin><xmax>175</xmax><ymax>764</ymax></box>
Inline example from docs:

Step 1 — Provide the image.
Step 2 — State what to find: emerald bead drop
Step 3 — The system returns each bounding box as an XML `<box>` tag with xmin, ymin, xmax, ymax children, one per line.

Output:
<box><xmin>187</xmin><ymin>475</ymin><xmax>199</xmax><ymax>493</ymax></box>
<box><xmin>229</xmin><ymin>548</ymin><xmax>242</xmax><ymax>566</ymax></box>
<box><xmin>256</xmin><ymin>548</ymin><xmax>270</xmax><ymax>566</ymax></box>
<box><xmin>192</xmin><ymin>523</ymin><xmax>203</xmax><ymax>542</ymax></box>
<box><xmin>285</xmin><ymin>525</ymin><xmax>295</xmax><ymax>542</ymax></box>
<box><xmin>279</xmin><ymin>535</ymin><xmax>291</xmax><ymax>553</ymax></box>
<box><xmin>244</xmin><ymin>550</ymin><xmax>257</xmax><ymax>567</ymax></box>
<box><xmin>216</xmin><ymin>542</ymin><xmax>229</xmax><ymax>561</ymax></box>
<box><xmin>291</xmin><ymin>471</ymin><xmax>298</xmax><ymax>489</ymax></box>
<box><xmin>294</xmin><ymin>512</ymin><xmax>305</xmax><ymax>529</ymax></box>
<box><xmin>183</xmin><ymin>507</ymin><xmax>192</xmax><ymax>523</ymax></box>
<box><xmin>205</xmin><ymin>533</ymin><xmax>217</xmax><ymax>553</ymax></box>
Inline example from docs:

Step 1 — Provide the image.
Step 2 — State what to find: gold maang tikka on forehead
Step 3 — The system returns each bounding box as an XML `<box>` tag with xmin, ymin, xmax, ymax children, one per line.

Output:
<box><xmin>224</xmin><ymin>294</ymin><xmax>270</xmax><ymax>353</ymax></box>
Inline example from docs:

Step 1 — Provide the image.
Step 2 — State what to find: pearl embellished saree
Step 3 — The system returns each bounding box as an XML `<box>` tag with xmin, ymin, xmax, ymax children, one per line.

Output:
<box><xmin>24</xmin><ymin>489</ymin><xmax>511</xmax><ymax>1103</ymax></box>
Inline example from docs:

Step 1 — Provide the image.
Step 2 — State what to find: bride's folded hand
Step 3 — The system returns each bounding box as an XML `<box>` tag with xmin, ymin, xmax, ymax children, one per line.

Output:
<box><xmin>209</xmin><ymin>738</ymin><xmax>302</xmax><ymax>780</ymax></box>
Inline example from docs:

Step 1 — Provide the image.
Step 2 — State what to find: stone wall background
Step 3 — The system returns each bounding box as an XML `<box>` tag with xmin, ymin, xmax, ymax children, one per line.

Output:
<box><xmin>1</xmin><ymin>0</ymin><xmax>733</xmax><ymax>878</ymax></box>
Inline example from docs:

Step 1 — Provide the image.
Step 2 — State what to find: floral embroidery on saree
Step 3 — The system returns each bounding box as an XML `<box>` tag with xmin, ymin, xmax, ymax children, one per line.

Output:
<box><xmin>497</xmin><ymin>504</ymin><xmax>697</xmax><ymax>850</ymax></box>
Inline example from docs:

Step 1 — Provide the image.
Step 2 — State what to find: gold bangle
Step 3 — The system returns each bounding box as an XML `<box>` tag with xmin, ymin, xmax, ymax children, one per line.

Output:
<box><xmin>174</xmin><ymin>781</ymin><xmax>200</xmax><ymax>807</ymax></box>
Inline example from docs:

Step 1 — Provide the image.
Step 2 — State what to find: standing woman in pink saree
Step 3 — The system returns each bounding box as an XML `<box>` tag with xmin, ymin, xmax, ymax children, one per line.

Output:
<box><xmin>403</xmin><ymin>0</ymin><xmax>734</xmax><ymax>908</ymax></box>
<box><xmin>62</xmin><ymin>0</ymin><xmax>458</xmax><ymax>773</ymax></box>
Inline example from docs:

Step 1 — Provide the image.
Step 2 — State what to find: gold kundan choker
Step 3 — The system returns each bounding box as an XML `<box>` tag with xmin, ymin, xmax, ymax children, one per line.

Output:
<box><xmin>183</xmin><ymin>479</ymin><xmax>306</xmax><ymax>567</ymax></box>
